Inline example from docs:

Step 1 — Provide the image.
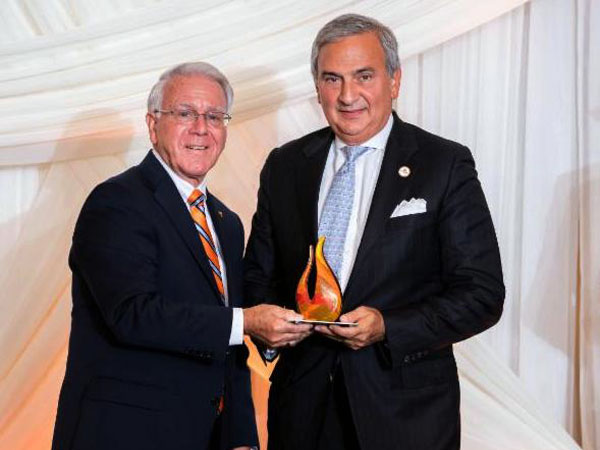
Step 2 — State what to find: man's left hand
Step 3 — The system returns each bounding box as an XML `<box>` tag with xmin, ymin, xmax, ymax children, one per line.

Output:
<box><xmin>315</xmin><ymin>306</ymin><xmax>385</xmax><ymax>350</ymax></box>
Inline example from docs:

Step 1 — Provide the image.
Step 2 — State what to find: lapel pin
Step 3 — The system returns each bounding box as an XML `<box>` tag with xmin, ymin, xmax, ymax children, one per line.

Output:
<box><xmin>218</xmin><ymin>211</ymin><xmax>223</xmax><ymax>219</ymax></box>
<box><xmin>398</xmin><ymin>166</ymin><xmax>411</xmax><ymax>178</ymax></box>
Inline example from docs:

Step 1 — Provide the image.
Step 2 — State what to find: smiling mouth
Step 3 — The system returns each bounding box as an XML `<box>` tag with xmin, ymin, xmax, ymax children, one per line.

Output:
<box><xmin>186</xmin><ymin>145</ymin><xmax>208</xmax><ymax>150</ymax></box>
<box><xmin>339</xmin><ymin>107</ymin><xmax>366</xmax><ymax>113</ymax></box>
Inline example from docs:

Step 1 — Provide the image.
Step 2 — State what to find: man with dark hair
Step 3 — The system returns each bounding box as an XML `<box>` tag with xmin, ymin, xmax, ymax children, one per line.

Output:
<box><xmin>245</xmin><ymin>14</ymin><xmax>504</xmax><ymax>450</ymax></box>
<box><xmin>52</xmin><ymin>61</ymin><xmax>310</xmax><ymax>450</ymax></box>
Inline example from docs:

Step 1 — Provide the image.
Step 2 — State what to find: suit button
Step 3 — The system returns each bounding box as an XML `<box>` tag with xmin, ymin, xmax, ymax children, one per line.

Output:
<box><xmin>403</xmin><ymin>355</ymin><xmax>411</xmax><ymax>364</ymax></box>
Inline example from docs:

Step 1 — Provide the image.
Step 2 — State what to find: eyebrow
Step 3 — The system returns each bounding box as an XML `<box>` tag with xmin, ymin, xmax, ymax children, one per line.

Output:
<box><xmin>319</xmin><ymin>67</ymin><xmax>375</xmax><ymax>78</ymax></box>
<box><xmin>320</xmin><ymin>71</ymin><xmax>341</xmax><ymax>79</ymax></box>
<box><xmin>174</xmin><ymin>103</ymin><xmax>225</xmax><ymax>112</ymax></box>
<box><xmin>354</xmin><ymin>67</ymin><xmax>375</xmax><ymax>75</ymax></box>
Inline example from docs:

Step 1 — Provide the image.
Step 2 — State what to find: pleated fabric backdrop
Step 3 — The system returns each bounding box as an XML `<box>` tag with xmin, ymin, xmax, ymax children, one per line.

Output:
<box><xmin>0</xmin><ymin>1</ymin><xmax>598</xmax><ymax>449</ymax></box>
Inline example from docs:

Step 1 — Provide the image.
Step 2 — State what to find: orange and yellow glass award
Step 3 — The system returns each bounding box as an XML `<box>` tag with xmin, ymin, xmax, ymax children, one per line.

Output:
<box><xmin>295</xmin><ymin>237</ymin><xmax>356</xmax><ymax>326</ymax></box>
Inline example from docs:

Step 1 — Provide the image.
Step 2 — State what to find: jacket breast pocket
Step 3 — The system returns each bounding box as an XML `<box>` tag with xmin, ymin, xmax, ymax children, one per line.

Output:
<box><xmin>386</xmin><ymin>211</ymin><xmax>436</xmax><ymax>232</ymax></box>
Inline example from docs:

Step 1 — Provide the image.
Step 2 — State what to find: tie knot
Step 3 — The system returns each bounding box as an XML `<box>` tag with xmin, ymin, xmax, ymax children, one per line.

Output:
<box><xmin>342</xmin><ymin>145</ymin><xmax>370</xmax><ymax>163</ymax></box>
<box><xmin>187</xmin><ymin>189</ymin><xmax>205</xmax><ymax>207</ymax></box>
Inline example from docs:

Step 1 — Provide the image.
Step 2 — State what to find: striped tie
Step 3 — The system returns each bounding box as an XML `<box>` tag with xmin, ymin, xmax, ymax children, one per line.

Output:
<box><xmin>188</xmin><ymin>189</ymin><xmax>225</xmax><ymax>301</ymax></box>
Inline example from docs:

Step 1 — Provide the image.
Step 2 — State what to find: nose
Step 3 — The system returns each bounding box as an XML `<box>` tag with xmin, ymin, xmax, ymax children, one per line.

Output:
<box><xmin>189</xmin><ymin>115</ymin><xmax>208</xmax><ymax>135</ymax></box>
<box><xmin>338</xmin><ymin>80</ymin><xmax>358</xmax><ymax>105</ymax></box>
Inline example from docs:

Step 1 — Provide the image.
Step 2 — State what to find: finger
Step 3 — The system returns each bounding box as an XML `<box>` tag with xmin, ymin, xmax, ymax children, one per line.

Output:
<box><xmin>343</xmin><ymin>305</ymin><xmax>377</xmax><ymax>321</ymax></box>
<box><xmin>268</xmin><ymin>330</ymin><xmax>310</xmax><ymax>346</ymax></box>
<box><xmin>284</xmin><ymin>330</ymin><xmax>313</xmax><ymax>340</ymax></box>
<box><xmin>276</xmin><ymin>321</ymin><xmax>313</xmax><ymax>333</ymax></box>
<box><xmin>329</xmin><ymin>324</ymin><xmax>361</xmax><ymax>338</ymax></box>
<box><xmin>339</xmin><ymin>309</ymin><xmax>363</xmax><ymax>323</ymax></box>
<box><xmin>270</xmin><ymin>338</ymin><xmax>296</xmax><ymax>348</ymax></box>
<box><xmin>281</xmin><ymin>310</ymin><xmax>306</xmax><ymax>322</ymax></box>
<box><xmin>314</xmin><ymin>325</ymin><xmax>336</xmax><ymax>336</ymax></box>
<box><xmin>281</xmin><ymin>317</ymin><xmax>313</xmax><ymax>329</ymax></box>
<box><xmin>315</xmin><ymin>327</ymin><xmax>353</xmax><ymax>344</ymax></box>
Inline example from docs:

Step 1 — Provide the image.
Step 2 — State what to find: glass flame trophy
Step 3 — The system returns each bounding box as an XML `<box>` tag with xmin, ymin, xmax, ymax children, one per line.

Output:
<box><xmin>294</xmin><ymin>236</ymin><xmax>357</xmax><ymax>326</ymax></box>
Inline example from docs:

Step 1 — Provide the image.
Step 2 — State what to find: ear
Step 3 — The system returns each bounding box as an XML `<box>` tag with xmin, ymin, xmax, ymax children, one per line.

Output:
<box><xmin>390</xmin><ymin>68</ymin><xmax>402</xmax><ymax>99</ymax></box>
<box><xmin>146</xmin><ymin>113</ymin><xmax>158</xmax><ymax>146</ymax></box>
<box><xmin>315</xmin><ymin>83</ymin><xmax>322</xmax><ymax>104</ymax></box>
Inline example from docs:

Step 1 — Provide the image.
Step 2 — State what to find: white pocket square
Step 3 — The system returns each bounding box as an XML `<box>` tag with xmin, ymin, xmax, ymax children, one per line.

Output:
<box><xmin>391</xmin><ymin>198</ymin><xmax>427</xmax><ymax>218</ymax></box>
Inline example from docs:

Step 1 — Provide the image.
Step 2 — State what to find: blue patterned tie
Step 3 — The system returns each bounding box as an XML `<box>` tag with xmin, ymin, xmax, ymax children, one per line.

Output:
<box><xmin>318</xmin><ymin>146</ymin><xmax>370</xmax><ymax>279</ymax></box>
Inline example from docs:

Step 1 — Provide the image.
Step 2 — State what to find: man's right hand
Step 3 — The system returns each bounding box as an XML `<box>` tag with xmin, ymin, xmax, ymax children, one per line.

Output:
<box><xmin>243</xmin><ymin>305</ymin><xmax>313</xmax><ymax>348</ymax></box>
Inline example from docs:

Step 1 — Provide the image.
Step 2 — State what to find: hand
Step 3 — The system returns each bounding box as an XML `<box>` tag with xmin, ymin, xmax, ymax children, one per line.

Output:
<box><xmin>231</xmin><ymin>447</ymin><xmax>253</xmax><ymax>450</ymax></box>
<box><xmin>244</xmin><ymin>304</ymin><xmax>313</xmax><ymax>348</ymax></box>
<box><xmin>315</xmin><ymin>306</ymin><xmax>385</xmax><ymax>350</ymax></box>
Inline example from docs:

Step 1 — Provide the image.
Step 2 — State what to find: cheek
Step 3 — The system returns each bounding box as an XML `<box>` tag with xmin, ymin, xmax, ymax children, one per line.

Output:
<box><xmin>212</xmin><ymin>130</ymin><xmax>227</xmax><ymax>150</ymax></box>
<box><xmin>324</xmin><ymin>93</ymin><xmax>338</xmax><ymax>109</ymax></box>
<box><xmin>317</xmin><ymin>87</ymin><xmax>336</xmax><ymax>107</ymax></box>
<box><xmin>162</xmin><ymin>127</ymin><xmax>185</xmax><ymax>149</ymax></box>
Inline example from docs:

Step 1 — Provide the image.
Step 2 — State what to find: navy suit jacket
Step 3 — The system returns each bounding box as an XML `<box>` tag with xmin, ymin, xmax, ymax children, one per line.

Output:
<box><xmin>52</xmin><ymin>151</ymin><xmax>258</xmax><ymax>450</ymax></box>
<box><xmin>244</xmin><ymin>113</ymin><xmax>504</xmax><ymax>450</ymax></box>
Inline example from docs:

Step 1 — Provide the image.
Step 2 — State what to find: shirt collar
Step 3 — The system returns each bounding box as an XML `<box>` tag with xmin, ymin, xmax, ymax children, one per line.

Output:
<box><xmin>334</xmin><ymin>113</ymin><xmax>394</xmax><ymax>153</ymax></box>
<box><xmin>152</xmin><ymin>149</ymin><xmax>207</xmax><ymax>204</ymax></box>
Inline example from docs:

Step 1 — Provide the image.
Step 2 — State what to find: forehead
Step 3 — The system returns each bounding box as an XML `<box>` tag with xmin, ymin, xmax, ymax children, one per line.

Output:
<box><xmin>317</xmin><ymin>32</ymin><xmax>386</xmax><ymax>73</ymax></box>
<box><xmin>162</xmin><ymin>75</ymin><xmax>227</xmax><ymax>109</ymax></box>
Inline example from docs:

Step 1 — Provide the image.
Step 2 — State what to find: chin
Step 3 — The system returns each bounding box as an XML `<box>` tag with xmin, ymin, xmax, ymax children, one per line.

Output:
<box><xmin>337</xmin><ymin>126</ymin><xmax>367</xmax><ymax>140</ymax></box>
<box><xmin>337</xmin><ymin>118</ymin><xmax>368</xmax><ymax>131</ymax></box>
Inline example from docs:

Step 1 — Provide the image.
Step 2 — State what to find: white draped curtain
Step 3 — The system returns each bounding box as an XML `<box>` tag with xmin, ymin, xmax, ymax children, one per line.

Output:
<box><xmin>0</xmin><ymin>1</ymin><xmax>597</xmax><ymax>449</ymax></box>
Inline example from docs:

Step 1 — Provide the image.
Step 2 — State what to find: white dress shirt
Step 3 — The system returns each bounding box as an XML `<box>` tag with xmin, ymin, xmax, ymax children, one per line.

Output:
<box><xmin>152</xmin><ymin>150</ymin><xmax>244</xmax><ymax>346</ymax></box>
<box><xmin>317</xmin><ymin>114</ymin><xmax>393</xmax><ymax>292</ymax></box>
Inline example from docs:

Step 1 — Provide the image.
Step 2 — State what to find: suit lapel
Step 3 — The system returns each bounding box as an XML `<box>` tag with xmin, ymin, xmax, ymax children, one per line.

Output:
<box><xmin>206</xmin><ymin>194</ymin><xmax>230</xmax><ymax>265</ymax></box>
<box><xmin>139</xmin><ymin>152</ymin><xmax>222</xmax><ymax>301</ymax></box>
<box><xmin>344</xmin><ymin>115</ymin><xmax>419</xmax><ymax>303</ymax></box>
<box><xmin>295</xmin><ymin>130</ymin><xmax>334</xmax><ymax>248</ymax></box>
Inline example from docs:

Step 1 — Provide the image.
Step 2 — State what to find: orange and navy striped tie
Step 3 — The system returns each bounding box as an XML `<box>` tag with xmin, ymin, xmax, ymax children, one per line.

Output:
<box><xmin>188</xmin><ymin>189</ymin><xmax>225</xmax><ymax>302</ymax></box>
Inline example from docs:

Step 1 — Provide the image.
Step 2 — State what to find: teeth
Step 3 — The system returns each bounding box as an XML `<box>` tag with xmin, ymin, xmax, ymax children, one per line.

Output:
<box><xmin>187</xmin><ymin>145</ymin><xmax>208</xmax><ymax>150</ymax></box>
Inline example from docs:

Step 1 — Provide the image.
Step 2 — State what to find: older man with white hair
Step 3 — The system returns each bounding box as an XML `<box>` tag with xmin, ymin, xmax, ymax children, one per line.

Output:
<box><xmin>52</xmin><ymin>62</ymin><xmax>310</xmax><ymax>450</ymax></box>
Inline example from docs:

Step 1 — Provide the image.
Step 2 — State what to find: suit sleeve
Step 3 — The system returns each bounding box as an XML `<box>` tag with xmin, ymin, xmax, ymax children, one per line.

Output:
<box><xmin>244</xmin><ymin>150</ymin><xmax>281</xmax><ymax>306</ymax></box>
<box><xmin>220</xmin><ymin>214</ymin><xmax>259</xmax><ymax>448</ymax></box>
<box><xmin>70</xmin><ymin>181</ymin><xmax>233</xmax><ymax>360</ymax></box>
<box><xmin>381</xmin><ymin>146</ymin><xmax>505</xmax><ymax>366</ymax></box>
<box><xmin>243</xmin><ymin>151</ymin><xmax>285</xmax><ymax>363</ymax></box>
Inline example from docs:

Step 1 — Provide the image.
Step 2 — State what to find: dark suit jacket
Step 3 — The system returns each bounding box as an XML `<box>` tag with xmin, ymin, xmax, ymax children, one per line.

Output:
<box><xmin>52</xmin><ymin>152</ymin><xmax>258</xmax><ymax>450</ymax></box>
<box><xmin>244</xmin><ymin>113</ymin><xmax>504</xmax><ymax>450</ymax></box>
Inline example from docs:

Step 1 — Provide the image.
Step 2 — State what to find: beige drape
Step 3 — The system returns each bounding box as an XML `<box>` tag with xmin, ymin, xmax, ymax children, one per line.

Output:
<box><xmin>1</xmin><ymin>1</ymin><xmax>597</xmax><ymax>449</ymax></box>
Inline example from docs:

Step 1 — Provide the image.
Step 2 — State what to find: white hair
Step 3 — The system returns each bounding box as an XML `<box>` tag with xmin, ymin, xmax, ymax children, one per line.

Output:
<box><xmin>147</xmin><ymin>62</ymin><xmax>234</xmax><ymax>113</ymax></box>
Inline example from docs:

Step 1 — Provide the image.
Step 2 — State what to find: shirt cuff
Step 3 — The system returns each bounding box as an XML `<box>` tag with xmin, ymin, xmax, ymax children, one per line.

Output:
<box><xmin>228</xmin><ymin>307</ymin><xmax>244</xmax><ymax>346</ymax></box>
